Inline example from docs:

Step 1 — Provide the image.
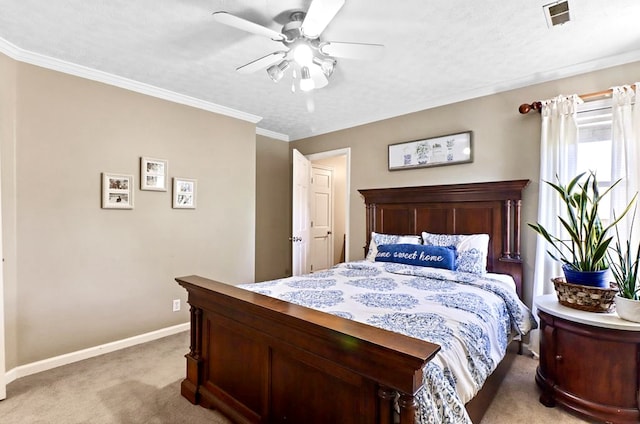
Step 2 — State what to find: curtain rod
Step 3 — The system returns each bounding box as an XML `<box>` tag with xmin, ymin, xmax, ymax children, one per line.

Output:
<box><xmin>518</xmin><ymin>83</ymin><xmax>638</xmax><ymax>114</ymax></box>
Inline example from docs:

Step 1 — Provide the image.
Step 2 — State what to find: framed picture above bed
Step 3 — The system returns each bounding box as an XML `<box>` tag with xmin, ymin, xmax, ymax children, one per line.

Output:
<box><xmin>140</xmin><ymin>156</ymin><xmax>168</xmax><ymax>191</ymax></box>
<box><xmin>101</xmin><ymin>173</ymin><xmax>134</xmax><ymax>209</ymax></box>
<box><xmin>172</xmin><ymin>177</ymin><xmax>197</xmax><ymax>209</ymax></box>
<box><xmin>388</xmin><ymin>131</ymin><xmax>473</xmax><ymax>170</ymax></box>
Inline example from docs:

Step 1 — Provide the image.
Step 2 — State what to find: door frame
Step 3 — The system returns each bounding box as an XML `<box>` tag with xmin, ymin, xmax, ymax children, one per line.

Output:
<box><xmin>0</xmin><ymin>160</ymin><xmax>5</xmax><ymax>399</ymax></box>
<box><xmin>306</xmin><ymin>148</ymin><xmax>351</xmax><ymax>263</ymax></box>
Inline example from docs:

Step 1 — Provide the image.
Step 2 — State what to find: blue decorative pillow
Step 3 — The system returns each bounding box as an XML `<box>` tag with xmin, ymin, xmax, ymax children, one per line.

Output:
<box><xmin>421</xmin><ymin>232</ymin><xmax>490</xmax><ymax>274</ymax></box>
<box><xmin>375</xmin><ymin>244</ymin><xmax>457</xmax><ymax>270</ymax></box>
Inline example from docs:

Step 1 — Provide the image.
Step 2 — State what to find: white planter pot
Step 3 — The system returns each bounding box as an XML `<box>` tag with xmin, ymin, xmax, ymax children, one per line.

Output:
<box><xmin>614</xmin><ymin>295</ymin><xmax>640</xmax><ymax>323</ymax></box>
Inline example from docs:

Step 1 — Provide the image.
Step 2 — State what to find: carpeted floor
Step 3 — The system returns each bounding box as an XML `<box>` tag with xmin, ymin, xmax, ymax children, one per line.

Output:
<box><xmin>0</xmin><ymin>331</ymin><xmax>588</xmax><ymax>423</ymax></box>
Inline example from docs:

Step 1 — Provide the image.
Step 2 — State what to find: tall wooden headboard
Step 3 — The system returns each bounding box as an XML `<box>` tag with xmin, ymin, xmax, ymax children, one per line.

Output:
<box><xmin>358</xmin><ymin>180</ymin><xmax>530</xmax><ymax>297</ymax></box>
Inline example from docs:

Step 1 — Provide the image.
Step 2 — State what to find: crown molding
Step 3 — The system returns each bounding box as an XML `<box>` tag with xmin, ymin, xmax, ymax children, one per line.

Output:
<box><xmin>0</xmin><ymin>36</ymin><xmax>21</xmax><ymax>58</ymax></box>
<box><xmin>256</xmin><ymin>127</ymin><xmax>290</xmax><ymax>142</ymax></box>
<box><xmin>0</xmin><ymin>37</ymin><xmax>264</xmax><ymax>125</ymax></box>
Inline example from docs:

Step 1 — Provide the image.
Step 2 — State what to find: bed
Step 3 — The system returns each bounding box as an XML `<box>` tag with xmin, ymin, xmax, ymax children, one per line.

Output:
<box><xmin>176</xmin><ymin>179</ymin><xmax>534</xmax><ymax>424</ymax></box>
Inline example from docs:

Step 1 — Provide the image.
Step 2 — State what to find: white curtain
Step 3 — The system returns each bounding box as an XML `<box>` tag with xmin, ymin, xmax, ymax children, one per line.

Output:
<box><xmin>528</xmin><ymin>95</ymin><xmax>582</xmax><ymax>357</ymax></box>
<box><xmin>610</xmin><ymin>84</ymin><xmax>640</xmax><ymax>240</ymax></box>
<box><xmin>532</xmin><ymin>95</ymin><xmax>582</xmax><ymax>298</ymax></box>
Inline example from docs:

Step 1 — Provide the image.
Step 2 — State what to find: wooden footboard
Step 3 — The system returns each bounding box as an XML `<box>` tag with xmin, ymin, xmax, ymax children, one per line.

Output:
<box><xmin>176</xmin><ymin>275</ymin><xmax>441</xmax><ymax>424</ymax></box>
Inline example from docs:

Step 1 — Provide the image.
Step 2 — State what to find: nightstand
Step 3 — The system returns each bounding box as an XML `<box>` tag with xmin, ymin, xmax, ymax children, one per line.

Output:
<box><xmin>535</xmin><ymin>294</ymin><xmax>640</xmax><ymax>423</ymax></box>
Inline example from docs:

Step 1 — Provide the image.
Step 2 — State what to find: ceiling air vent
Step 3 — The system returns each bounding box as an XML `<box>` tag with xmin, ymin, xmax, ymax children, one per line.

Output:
<box><xmin>543</xmin><ymin>1</ymin><xmax>570</xmax><ymax>27</ymax></box>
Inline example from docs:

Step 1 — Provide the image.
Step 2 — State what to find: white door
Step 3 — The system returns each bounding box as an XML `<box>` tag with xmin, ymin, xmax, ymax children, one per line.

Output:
<box><xmin>292</xmin><ymin>149</ymin><xmax>311</xmax><ymax>276</ymax></box>
<box><xmin>310</xmin><ymin>166</ymin><xmax>333</xmax><ymax>272</ymax></box>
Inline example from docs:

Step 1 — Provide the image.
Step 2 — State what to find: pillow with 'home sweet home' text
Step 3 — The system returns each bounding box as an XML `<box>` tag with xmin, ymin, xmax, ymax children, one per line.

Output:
<box><xmin>365</xmin><ymin>232</ymin><xmax>422</xmax><ymax>261</ymax></box>
<box><xmin>375</xmin><ymin>243</ymin><xmax>457</xmax><ymax>270</ymax></box>
<box><xmin>421</xmin><ymin>232</ymin><xmax>489</xmax><ymax>274</ymax></box>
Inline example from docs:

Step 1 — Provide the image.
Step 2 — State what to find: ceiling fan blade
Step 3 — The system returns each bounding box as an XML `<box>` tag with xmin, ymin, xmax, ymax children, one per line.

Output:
<box><xmin>301</xmin><ymin>0</ymin><xmax>345</xmax><ymax>38</ymax></box>
<box><xmin>236</xmin><ymin>51</ymin><xmax>287</xmax><ymax>74</ymax></box>
<box><xmin>212</xmin><ymin>11</ymin><xmax>286</xmax><ymax>42</ymax></box>
<box><xmin>320</xmin><ymin>41</ymin><xmax>384</xmax><ymax>60</ymax></box>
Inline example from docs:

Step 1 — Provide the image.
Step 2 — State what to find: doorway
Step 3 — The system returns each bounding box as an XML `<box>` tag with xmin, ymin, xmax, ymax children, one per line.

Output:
<box><xmin>307</xmin><ymin>148</ymin><xmax>350</xmax><ymax>267</ymax></box>
<box><xmin>291</xmin><ymin>148</ymin><xmax>350</xmax><ymax>276</ymax></box>
<box><xmin>0</xmin><ymin>174</ymin><xmax>5</xmax><ymax>400</ymax></box>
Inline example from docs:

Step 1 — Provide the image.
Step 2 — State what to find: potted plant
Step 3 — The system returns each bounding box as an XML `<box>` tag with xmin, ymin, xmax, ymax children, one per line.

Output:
<box><xmin>529</xmin><ymin>171</ymin><xmax>634</xmax><ymax>288</ymax></box>
<box><xmin>609</xmin><ymin>208</ymin><xmax>640</xmax><ymax>322</ymax></box>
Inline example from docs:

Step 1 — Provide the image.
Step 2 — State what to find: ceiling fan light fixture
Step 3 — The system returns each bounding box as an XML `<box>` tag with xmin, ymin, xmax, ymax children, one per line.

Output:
<box><xmin>213</xmin><ymin>0</ymin><xmax>381</xmax><ymax>93</ymax></box>
<box><xmin>267</xmin><ymin>60</ymin><xmax>290</xmax><ymax>82</ymax></box>
<box><xmin>266</xmin><ymin>65</ymin><xmax>282</xmax><ymax>82</ymax></box>
<box><xmin>314</xmin><ymin>57</ymin><xmax>336</xmax><ymax>78</ymax></box>
<box><xmin>292</xmin><ymin>43</ymin><xmax>314</xmax><ymax>66</ymax></box>
<box><xmin>299</xmin><ymin>66</ymin><xmax>315</xmax><ymax>91</ymax></box>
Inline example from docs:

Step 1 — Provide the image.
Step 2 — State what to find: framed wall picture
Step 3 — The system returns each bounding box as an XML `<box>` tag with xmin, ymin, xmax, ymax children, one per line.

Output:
<box><xmin>173</xmin><ymin>177</ymin><xmax>197</xmax><ymax>209</ymax></box>
<box><xmin>140</xmin><ymin>157</ymin><xmax>168</xmax><ymax>191</ymax></box>
<box><xmin>388</xmin><ymin>131</ymin><xmax>473</xmax><ymax>170</ymax></box>
<box><xmin>102</xmin><ymin>173</ymin><xmax>134</xmax><ymax>209</ymax></box>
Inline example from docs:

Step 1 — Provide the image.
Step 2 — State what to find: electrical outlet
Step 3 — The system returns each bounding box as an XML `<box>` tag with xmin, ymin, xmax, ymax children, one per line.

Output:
<box><xmin>172</xmin><ymin>299</ymin><xmax>181</xmax><ymax>312</ymax></box>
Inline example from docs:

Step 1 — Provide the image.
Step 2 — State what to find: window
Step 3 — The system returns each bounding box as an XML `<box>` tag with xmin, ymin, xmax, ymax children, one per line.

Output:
<box><xmin>576</xmin><ymin>98</ymin><xmax>613</xmax><ymax>220</ymax></box>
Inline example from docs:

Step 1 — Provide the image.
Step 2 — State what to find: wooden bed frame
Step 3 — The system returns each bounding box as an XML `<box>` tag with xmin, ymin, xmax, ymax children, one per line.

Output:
<box><xmin>176</xmin><ymin>179</ymin><xmax>530</xmax><ymax>424</ymax></box>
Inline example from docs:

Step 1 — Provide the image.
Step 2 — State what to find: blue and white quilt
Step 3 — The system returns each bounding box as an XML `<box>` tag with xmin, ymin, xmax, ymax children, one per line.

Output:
<box><xmin>238</xmin><ymin>261</ymin><xmax>536</xmax><ymax>424</ymax></box>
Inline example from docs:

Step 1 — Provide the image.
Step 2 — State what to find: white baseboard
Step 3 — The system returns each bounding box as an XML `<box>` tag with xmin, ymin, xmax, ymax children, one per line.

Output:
<box><xmin>4</xmin><ymin>322</ymin><xmax>189</xmax><ymax>384</ymax></box>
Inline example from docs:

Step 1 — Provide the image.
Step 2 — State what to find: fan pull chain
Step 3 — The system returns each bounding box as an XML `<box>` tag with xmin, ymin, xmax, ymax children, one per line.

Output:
<box><xmin>291</xmin><ymin>68</ymin><xmax>297</xmax><ymax>93</ymax></box>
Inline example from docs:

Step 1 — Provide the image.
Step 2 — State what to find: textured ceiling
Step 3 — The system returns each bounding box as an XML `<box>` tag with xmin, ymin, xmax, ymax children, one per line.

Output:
<box><xmin>1</xmin><ymin>0</ymin><xmax>640</xmax><ymax>141</ymax></box>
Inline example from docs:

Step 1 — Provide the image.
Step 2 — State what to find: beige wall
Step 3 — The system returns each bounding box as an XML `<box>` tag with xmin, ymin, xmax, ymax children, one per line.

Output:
<box><xmin>0</xmin><ymin>53</ymin><xmax>18</xmax><ymax>370</ymax></box>
<box><xmin>255</xmin><ymin>135</ymin><xmax>291</xmax><ymax>281</ymax></box>
<box><xmin>291</xmin><ymin>60</ymin><xmax>640</xmax><ymax>307</ymax></box>
<box><xmin>1</xmin><ymin>55</ymin><xmax>256</xmax><ymax>368</ymax></box>
<box><xmin>3</xmin><ymin>51</ymin><xmax>639</xmax><ymax>369</ymax></box>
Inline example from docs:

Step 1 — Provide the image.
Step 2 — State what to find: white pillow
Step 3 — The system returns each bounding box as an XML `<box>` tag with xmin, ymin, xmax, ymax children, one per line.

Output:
<box><xmin>421</xmin><ymin>232</ymin><xmax>490</xmax><ymax>274</ymax></box>
<box><xmin>365</xmin><ymin>232</ymin><xmax>421</xmax><ymax>261</ymax></box>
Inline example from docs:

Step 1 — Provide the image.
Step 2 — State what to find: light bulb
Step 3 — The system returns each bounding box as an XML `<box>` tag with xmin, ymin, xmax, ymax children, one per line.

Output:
<box><xmin>292</xmin><ymin>43</ymin><xmax>313</xmax><ymax>66</ymax></box>
<box><xmin>266</xmin><ymin>60</ymin><xmax>290</xmax><ymax>82</ymax></box>
<box><xmin>299</xmin><ymin>66</ymin><xmax>314</xmax><ymax>91</ymax></box>
<box><xmin>314</xmin><ymin>57</ymin><xmax>336</xmax><ymax>77</ymax></box>
<box><xmin>266</xmin><ymin>65</ymin><xmax>283</xmax><ymax>82</ymax></box>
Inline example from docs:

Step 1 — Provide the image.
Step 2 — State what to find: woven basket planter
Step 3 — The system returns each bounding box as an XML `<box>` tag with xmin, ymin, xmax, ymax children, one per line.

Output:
<box><xmin>552</xmin><ymin>277</ymin><xmax>618</xmax><ymax>313</ymax></box>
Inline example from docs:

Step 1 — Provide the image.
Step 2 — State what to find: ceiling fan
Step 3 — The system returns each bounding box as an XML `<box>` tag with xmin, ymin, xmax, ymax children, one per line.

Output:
<box><xmin>212</xmin><ymin>0</ymin><xmax>384</xmax><ymax>92</ymax></box>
